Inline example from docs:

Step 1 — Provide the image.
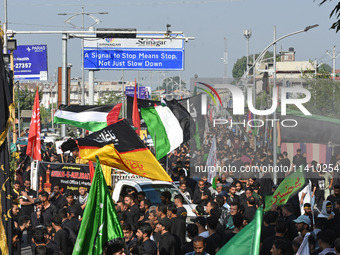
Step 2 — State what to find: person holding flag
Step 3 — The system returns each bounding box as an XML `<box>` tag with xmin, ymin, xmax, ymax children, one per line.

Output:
<box><xmin>73</xmin><ymin>157</ymin><xmax>124</xmax><ymax>255</ymax></box>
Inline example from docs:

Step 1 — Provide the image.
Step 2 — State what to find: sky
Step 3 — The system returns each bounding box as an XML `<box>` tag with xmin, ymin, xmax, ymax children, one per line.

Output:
<box><xmin>2</xmin><ymin>0</ymin><xmax>340</xmax><ymax>90</ymax></box>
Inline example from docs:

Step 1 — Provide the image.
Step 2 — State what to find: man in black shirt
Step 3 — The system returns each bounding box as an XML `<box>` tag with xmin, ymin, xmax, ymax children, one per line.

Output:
<box><xmin>52</xmin><ymin>215</ymin><xmax>70</xmax><ymax>254</ymax></box>
<box><xmin>192</xmin><ymin>180</ymin><xmax>211</xmax><ymax>206</ymax></box>
<box><xmin>124</xmin><ymin>194</ymin><xmax>140</xmax><ymax>231</ymax></box>
<box><xmin>39</xmin><ymin>191</ymin><xmax>58</xmax><ymax>225</ymax></box>
<box><xmin>50</xmin><ymin>185</ymin><xmax>67</xmax><ymax>209</ymax></box>
<box><xmin>19</xmin><ymin>179</ymin><xmax>36</xmax><ymax>217</ymax></box>
<box><xmin>122</xmin><ymin>222</ymin><xmax>137</xmax><ymax>250</ymax></box>
<box><xmin>136</xmin><ymin>223</ymin><xmax>157</xmax><ymax>255</ymax></box>
<box><xmin>327</xmin><ymin>184</ymin><xmax>340</xmax><ymax>209</ymax></box>
<box><xmin>31</xmin><ymin>199</ymin><xmax>44</xmax><ymax>228</ymax></box>
<box><xmin>157</xmin><ymin>218</ymin><xmax>176</xmax><ymax>255</ymax></box>
<box><xmin>292</xmin><ymin>149</ymin><xmax>306</xmax><ymax>169</ymax></box>
<box><xmin>282</xmin><ymin>203</ymin><xmax>298</xmax><ymax>241</ymax></box>
<box><xmin>66</xmin><ymin>191</ymin><xmax>82</xmax><ymax>219</ymax></box>
<box><xmin>174</xmin><ymin>194</ymin><xmax>187</xmax><ymax>221</ymax></box>
<box><xmin>139</xmin><ymin>199</ymin><xmax>151</xmax><ymax>223</ymax></box>
<box><xmin>205</xmin><ymin>216</ymin><xmax>221</xmax><ymax>255</ymax></box>
<box><xmin>168</xmin><ymin>204</ymin><xmax>186</xmax><ymax>252</ymax></box>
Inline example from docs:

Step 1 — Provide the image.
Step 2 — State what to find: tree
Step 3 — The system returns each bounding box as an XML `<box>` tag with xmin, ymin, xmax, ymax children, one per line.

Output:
<box><xmin>319</xmin><ymin>0</ymin><xmax>340</xmax><ymax>32</ymax></box>
<box><xmin>232</xmin><ymin>52</ymin><xmax>274</xmax><ymax>81</ymax></box>
<box><xmin>299</xmin><ymin>77</ymin><xmax>340</xmax><ymax>118</ymax></box>
<box><xmin>156</xmin><ymin>76</ymin><xmax>186</xmax><ymax>93</ymax></box>
<box><xmin>319</xmin><ymin>63</ymin><xmax>332</xmax><ymax>74</ymax></box>
<box><xmin>96</xmin><ymin>91</ymin><xmax>123</xmax><ymax>105</ymax></box>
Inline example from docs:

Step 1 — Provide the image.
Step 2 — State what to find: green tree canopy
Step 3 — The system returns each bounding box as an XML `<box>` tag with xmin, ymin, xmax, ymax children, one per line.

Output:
<box><xmin>156</xmin><ymin>76</ymin><xmax>186</xmax><ymax>93</ymax></box>
<box><xmin>319</xmin><ymin>0</ymin><xmax>340</xmax><ymax>32</ymax></box>
<box><xmin>232</xmin><ymin>52</ymin><xmax>273</xmax><ymax>81</ymax></box>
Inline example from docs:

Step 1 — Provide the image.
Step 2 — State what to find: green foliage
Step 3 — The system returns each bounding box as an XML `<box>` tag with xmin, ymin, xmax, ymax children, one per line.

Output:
<box><xmin>318</xmin><ymin>63</ymin><xmax>332</xmax><ymax>74</ymax></box>
<box><xmin>232</xmin><ymin>56</ymin><xmax>247</xmax><ymax>80</ymax></box>
<box><xmin>232</xmin><ymin>52</ymin><xmax>274</xmax><ymax>81</ymax></box>
<box><xmin>319</xmin><ymin>0</ymin><xmax>340</xmax><ymax>32</ymax></box>
<box><xmin>96</xmin><ymin>92</ymin><xmax>123</xmax><ymax>105</ymax></box>
<box><xmin>14</xmin><ymin>86</ymin><xmax>42</xmax><ymax>114</ymax></box>
<box><xmin>156</xmin><ymin>76</ymin><xmax>186</xmax><ymax>93</ymax></box>
<box><xmin>300</xmin><ymin>77</ymin><xmax>340</xmax><ymax>118</ymax></box>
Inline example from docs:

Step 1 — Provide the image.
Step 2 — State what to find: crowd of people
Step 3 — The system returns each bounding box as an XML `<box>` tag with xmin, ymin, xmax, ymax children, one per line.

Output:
<box><xmin>8</xmin><ymin>120</ymin><xmax>340</xmax><ymax>255</ymax></box>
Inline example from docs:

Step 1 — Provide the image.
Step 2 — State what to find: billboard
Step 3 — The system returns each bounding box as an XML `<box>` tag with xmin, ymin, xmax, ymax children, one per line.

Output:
<box><xmin>125</xmin><ymin>86</ymin><xmax>149</xmax><ymax>99</ymax></box>
<box><xmin>13</xmin><ymin>45</ymin><xmax>48</xmax><ymax>80</ymax></box>
<box><xmin>84</xmin><ymin>37</ymin><xmax>184</xmax><ymax>71</ymax></box>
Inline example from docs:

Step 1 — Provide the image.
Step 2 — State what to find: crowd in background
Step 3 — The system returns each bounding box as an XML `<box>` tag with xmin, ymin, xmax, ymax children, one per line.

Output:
<box><xmin>9</xmin><ymin>119</ymin><xmax>340</xmax><ymax>255</ymax></box>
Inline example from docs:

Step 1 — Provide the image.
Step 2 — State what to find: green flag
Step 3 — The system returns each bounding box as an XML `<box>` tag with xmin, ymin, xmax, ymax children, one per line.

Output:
<box><xmin>264</xmin><ymin>166</ymin><xmax>305</xmax><ymax>212</ymax></box>
<box><xmin>73</xmin><ymin>158</ymin><xmax>123</xmax><ymax>255</ymax></box>
<box><xmin>217</xmin><ymin>207</ymin><xmax>263</xmax><ymax>255</ymax></box>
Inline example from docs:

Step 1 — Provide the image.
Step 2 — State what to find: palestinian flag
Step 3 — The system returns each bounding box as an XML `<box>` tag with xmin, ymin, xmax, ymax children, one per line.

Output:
<box><xmin>54</xmin><ymin>104</ymin><xmax>122</xmax><ymax>132</ymax></box>
<box><xmin>61</xmin><ymin>119</ymin><xmax>172</xmax><ymax>182</ymax></box>
<box><xmin>140</xmin><ymin>99</ymin><xmax>195</xmax><ymax>160</ymax></box>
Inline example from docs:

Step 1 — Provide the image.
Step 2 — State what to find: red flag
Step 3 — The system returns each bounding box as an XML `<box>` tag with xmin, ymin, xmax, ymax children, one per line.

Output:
<box><xmin>88</xmin><ymin>161</ymin><xmax>95</xmax><ymax>183</ymax></box>
<box><xmin>132</xmin><ymin>79</ymin><xmax>141</xmax><ymax>135</ymax></box>
<box><xmin>26</xmin><ymin>89</ymin><xmax>41</xmax><ymax>160</ymax></box>
<box><xmin>106</xmin><ymin>103</ymin><xmax>122</xmax><ymax>126</ymax></box>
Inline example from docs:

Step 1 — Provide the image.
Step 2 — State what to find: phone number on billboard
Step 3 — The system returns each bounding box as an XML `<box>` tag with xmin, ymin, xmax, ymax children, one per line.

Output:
<box><xmin>15</xmin><ymin>63</ymin><xmax>32</xmax><ymax>69</ymax></box>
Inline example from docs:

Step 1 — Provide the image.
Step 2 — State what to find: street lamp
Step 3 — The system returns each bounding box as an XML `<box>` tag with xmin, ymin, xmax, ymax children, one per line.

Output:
<box><xmin>58</xmin><ymin>7</ymin><xmax>108</xmax><ymax>106</ymax></box>
<box><xmin>243</xmin><ymin>29</ymin><xmax>252</xmax><ymax>76</ymax></box>
<box><xmin>240</xmin><ymin>24</ymin><xmax>319</xmax><ymax>184</ymax></box>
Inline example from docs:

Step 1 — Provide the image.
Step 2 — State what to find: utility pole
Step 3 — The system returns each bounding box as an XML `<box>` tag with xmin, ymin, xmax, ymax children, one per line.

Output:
<box><xmin>222</xmin><ymin>37</ymin><xmax>228</xmax><ymax>84</ymax></box>
<box><xmin>58</xmin><ymin>7</ymin><xmax>108</xmax><ymax>106</ymax></box>
<box><xmin>326</xmin><ymin>46</ymin><xmax>340</xmax><ymax>80</ymax></box>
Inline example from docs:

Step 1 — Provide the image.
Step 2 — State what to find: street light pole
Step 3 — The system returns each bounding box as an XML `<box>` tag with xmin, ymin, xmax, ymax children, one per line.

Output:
<box><xmin>58</xmin><ymin>8</ymin><xmax>108</xmax><ymax>106</ymax></box>
<box><xmin>243</xmin><ymin>29</ymin><xmax>252</xmax><ymax>80</ymax></box>
<box><xmin>273</xmin><ymin>26</ymin><xmax>277</xmax><ymax>184</ymax></box>
<box><xmin>240</xmin><ymin>24</ymin><xmax>319</xmax><ymax>82</ymax></box>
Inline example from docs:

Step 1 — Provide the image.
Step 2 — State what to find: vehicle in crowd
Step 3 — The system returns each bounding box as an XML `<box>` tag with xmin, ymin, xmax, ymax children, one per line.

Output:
<box><xmin>111</xmin><ymin>175</ymin><xmax>196</xmax><ymax>222</ymax></box>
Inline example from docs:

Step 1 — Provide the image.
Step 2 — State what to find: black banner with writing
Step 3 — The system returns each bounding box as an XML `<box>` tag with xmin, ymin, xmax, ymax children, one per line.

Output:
<box><xmin>37</xmin><ymin>161</ymin><xmax>91</xmax><ymax>197</ymax></box>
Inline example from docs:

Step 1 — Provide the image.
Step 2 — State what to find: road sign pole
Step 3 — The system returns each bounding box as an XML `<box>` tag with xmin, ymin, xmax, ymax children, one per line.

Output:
<box><xmin>61</xmin><ymin>33</ymin><xmax>68</xmax><ymax>137</ymax></box>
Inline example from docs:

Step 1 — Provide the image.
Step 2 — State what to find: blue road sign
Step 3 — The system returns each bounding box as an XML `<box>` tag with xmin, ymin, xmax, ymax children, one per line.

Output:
<box><xmin>13</xmin><ymin>45</ymin><xmax>48</xmax><ymax>80</ymax></box>
<box><xmin>84</xmin><ymin>49</ymin><xmax>184</xmax><ymax>70</ymax></box>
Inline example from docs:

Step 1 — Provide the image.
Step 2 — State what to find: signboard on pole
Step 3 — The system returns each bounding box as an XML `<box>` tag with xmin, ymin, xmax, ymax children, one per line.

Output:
<box><xmin>37</xmin><ymin>161</ymin><xmax>91</xmax><ymax>197</ymax></box>
<box><xmin>13</xmin><ymin>45</ymin><xmax>48</xmax><ymax>80</ymax></box>
<box><xmin>125</xmin><ymin>86</ymin><xmax>148</xmax><ymax>99</ymax></box>
<box><xmin>84</xmin><ymin>37</ymin><xmax>184</xmax><ymax>71</ymax></box>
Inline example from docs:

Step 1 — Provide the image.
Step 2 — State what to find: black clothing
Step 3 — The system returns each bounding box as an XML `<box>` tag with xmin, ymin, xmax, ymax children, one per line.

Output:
<box><xmin>292</xmin><ymin>154</ymin><xmax>306</xmax><ymax>168</ymax></box>
<box><xmin>31</xmin><ymin>211</ymin><xmax>44</xmax><ymax>228</ymax></box>
<box><xmin>42</xmin><ymin>203</ymin><xmax>58</xmax><ymax>225</ymax></box>
<box><xmin>226</xmin><ymin>194</ymin><xmax>239</xmax><ymax>205</ymax></box>
<box><xmin>261</xmin><ymin>225</ymin><xmax>275</xmax><ymax>242</ymax></box>
<box><xmin>221</xmin><ymin>232</ymin><xmax>236</xmax><ymax>246</ymax></box>
<box><xmin>185</xmin><ymin>177</ymin><xmax>197</xmax><ymax>197</ymax></box>
<box><xmin>176</xmin><ymin>206</ymin><xmax>187</xmax><ymax>221</ymax></box>
<box><xmin>182</xmin><ymin>241</ymin><xmax>194</xmax><ymax>254</ymax></box>
<box><xmin>50</xmin><ymin>194</ymin><xmax>67</xmax><ymax>209</ymax></box>
<box><xmin>244</xmin><ymin>206</ymin><xmax>257</xmax><ymax>221</ymax></box>
<box><xmin>170</xmin><ymin>217</ymin><xmax>186</xmax><ymax>250</ymax></box>
<box><xmin>54</xmin><ymin>229</ymin><xmax>69</xmax><ymax>254</ymax></box>
<box><xmin>20</xmin><ymin>188</ymin><xmax>36</xmax><ymax>217</ymax></box>
<box><xmin>142</xmin><ymin>239</ymin><xmax>157</xmax><ymax>255</ymax></box>
<box><xmin>125</xmin><ymin>204</ymin><xmax>140</xmax><ymax>231</ymax></box>
<box><xmin>192</xmin><ymin>187</ymin><xmax>211</xmax><ymax>206</ymax></box>
<box><xmin>260</xmin><ymin>236</ymin><xmax>291</xmax><ymax>255</ymax></box>
<box><xmin>206</xmin><ymin>232</ymin><xmax>221</xmax><ymax>255</ymax></box>
<box><xmin>284</xmin><ymin>214</ymin><xmax>298</xmax><ymax>241</ymax></box>
<box><xmin>158</xmin><ymin>231</ymin><xmax>176</xmax><ymax>255</ymax></box>
<box><xmin>67</xmin><ymin>203</ymin><xmax>83</xmax><ymax>218</ymax></box>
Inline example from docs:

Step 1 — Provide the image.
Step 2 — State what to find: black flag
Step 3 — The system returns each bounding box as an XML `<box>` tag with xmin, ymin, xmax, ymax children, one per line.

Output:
<box><xmin>0</xmin><ymin>46</ymin><xmax>14</xmax><ymax>254</ymax></box>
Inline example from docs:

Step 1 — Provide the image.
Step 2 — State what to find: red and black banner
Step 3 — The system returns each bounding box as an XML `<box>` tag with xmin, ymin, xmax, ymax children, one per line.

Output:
<box><xmin>37</xmin><ymin>161</ymin><xmax>91</xmax><ymax>197</ymax></box>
